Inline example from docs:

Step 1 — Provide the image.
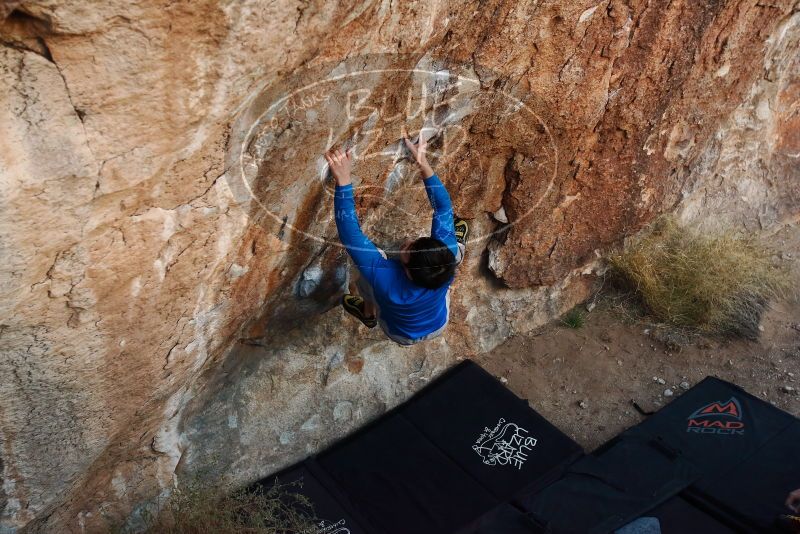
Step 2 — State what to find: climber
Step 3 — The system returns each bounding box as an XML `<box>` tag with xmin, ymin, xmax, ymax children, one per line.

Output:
<box><xmin>324</xmin><ymin>131</ymin><xmax>467</xmax><ymax>345</ymax></box>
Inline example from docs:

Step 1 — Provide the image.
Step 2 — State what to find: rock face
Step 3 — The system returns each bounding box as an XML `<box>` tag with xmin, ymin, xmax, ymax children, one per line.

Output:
<box><xmin>0</xmin><ymin>1</ymin><xmax>797</xmax><ymax>531</ymax></box>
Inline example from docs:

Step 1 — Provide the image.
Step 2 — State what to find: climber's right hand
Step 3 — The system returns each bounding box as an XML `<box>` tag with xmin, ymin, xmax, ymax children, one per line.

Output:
<box><xmin>325</xmin><ymin>148</ymin><xmax>353</xmax><ymax>186</ymax></box>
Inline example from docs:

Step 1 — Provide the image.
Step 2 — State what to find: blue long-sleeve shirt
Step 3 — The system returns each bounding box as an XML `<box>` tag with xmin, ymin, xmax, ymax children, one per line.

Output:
<box><xmin>334</xmin><ymin>175</ymin><xmax>459</xmax><ymax>340</ymax></box>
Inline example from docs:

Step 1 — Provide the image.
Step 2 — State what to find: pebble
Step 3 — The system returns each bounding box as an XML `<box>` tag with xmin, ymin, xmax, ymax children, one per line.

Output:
<box><xmin>500</xmin><ymin>377</ymin><xmax>508</xmax><ymax>384</ymax></box>
<box><xmin>586</xmin><ymin>301</ymin><xmax>596</xmax><ymax>312</ymax></box>
<box><xmin>653</xmin><ymin>377</ymin><xmax>666</xmax><ymax>385</ymax></box>
<box><xmin>679</xmin><ymin>381</ymin><xmax>690</xmax><ymax>390</ymax></box>
<box><xmin>579</xmin><ymin>400</ymin><xmax>589</xmax><ymax>409</ymax></box>
<box><xmin>664</xmin><ymin>388</ymin><xmax>674</xmax><ymax>397</ymax></box>
<box><xmin>782</xmin><ymin>385</ymin><xmax>796</xmax><ymax>394</ymax></box>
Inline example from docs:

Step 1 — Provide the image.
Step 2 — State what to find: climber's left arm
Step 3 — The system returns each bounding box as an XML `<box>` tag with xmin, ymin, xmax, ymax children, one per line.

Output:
<box><xmin>423</xmin><ymin>174</ymin><xmax>458</xmax><ymax>258</ymax></box>
<box><xmin>403</xmin><ymin>133</ymin><xmax>459</xmax><ymax>258</ymax></box>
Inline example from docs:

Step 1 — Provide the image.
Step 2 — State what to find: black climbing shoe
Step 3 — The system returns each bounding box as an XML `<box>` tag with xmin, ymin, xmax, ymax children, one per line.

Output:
<box><xmin>342</xmin><ymin>294</ymin><xmax>377</xmax><ymax>328</ymax></box>
<box><xmin>454</xmin><ymin>217</ymin><xmax>469</xmax><ymax>246</ymax></box>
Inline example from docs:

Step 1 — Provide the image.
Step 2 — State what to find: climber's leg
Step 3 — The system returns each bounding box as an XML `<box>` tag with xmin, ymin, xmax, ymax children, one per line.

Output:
<box><xmin>342</xmin><ymin>294</ymin><xmax>377</xmax><ymax>328</ymax></box>
<box><xmin>342</xmin><ymin>249</ymin><xmax>385</xmax><ymax>328</ymax></box>
<box><xmin>352</xmin><ymin>270</ymin><xmax>378</xmax><ymax>317</ymax></box>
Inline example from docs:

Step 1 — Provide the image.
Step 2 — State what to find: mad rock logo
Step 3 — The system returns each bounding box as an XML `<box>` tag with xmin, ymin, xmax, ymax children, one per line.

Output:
<box><xmin>473</xmin><ymin>418</ymin><xmax>537</xmax><ymax>469</ymax></box>
<box><xmin>686</xmin><ymin>397</ymin><xmax>746</xmax><ymax>436</ymax></box>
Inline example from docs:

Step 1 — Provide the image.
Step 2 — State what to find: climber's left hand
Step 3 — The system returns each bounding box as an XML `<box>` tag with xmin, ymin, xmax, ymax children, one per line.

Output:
<box><xmin>325</xmin><ymin>148</ymin><xmax>353</xmax><ymax>186</ymax></box>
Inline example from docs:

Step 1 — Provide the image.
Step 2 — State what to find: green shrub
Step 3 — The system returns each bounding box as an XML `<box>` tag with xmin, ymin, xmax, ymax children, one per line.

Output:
<box><xmin>560</xmin><ymin>308</ymin><xmax>585</xmax><ymax>329</ymax></box>
<box><xmin>608</xmin><ymin>218</ymin><xmax>791</xmax><ymax>339</ymax></box>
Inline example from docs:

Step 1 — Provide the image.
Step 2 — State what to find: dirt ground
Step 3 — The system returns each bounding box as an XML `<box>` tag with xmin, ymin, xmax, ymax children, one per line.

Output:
<box><xmin>477</xmin><ymin>297</ymin><xmax>800</xmax><ymax>451</ymax></box>
<box><xmin>477</xmin><ymin>223</ymin><xmax>800</xmax><ymax>451</ymax></box>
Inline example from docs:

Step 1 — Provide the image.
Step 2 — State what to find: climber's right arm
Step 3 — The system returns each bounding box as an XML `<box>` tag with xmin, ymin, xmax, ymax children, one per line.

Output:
<box><xmin>326</xmin><ymin>148</ymin><xmax>385</xmax><ymax>278</ymax></box>
<box><xmin>334</xmin><ymin>183</ymin><xmax>385</xmax><ymax>277</ymax></box>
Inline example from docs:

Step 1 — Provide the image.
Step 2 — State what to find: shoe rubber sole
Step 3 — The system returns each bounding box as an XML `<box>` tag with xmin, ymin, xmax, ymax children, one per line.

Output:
<box><xmin>342</xmin><ymin>294</ymin><xmax>377</xmax><ymax>328</ymax></box>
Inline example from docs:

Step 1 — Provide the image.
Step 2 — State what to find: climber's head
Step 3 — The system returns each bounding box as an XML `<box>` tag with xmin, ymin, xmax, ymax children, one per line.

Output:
<box><xmin>399</xmin><ymin>237</ymin><xmax>456</xmax><ymax>289</ymax></box>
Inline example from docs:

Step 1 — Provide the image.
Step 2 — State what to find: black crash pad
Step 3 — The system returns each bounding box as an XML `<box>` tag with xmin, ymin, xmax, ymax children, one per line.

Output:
<box><xmin>254</xmin><ymin>463</ymin><xmax>368</xmax><ymax>534</ymax></box>
<box><xmin>455</xmin><ymin>502</ymin><xmax>542</xmax><ymax>534</ymax></box>
<box><xmin>531</xmin><ymin>375</ymin><xmax>798</xmax><ymax>534</ymax></box>
<box><xmin>402</xmin><ymin>360</ymin><xmax>583</xmax><ymax>501</ymax></box>
<box><xmin>255</xmin><ymin>366</ymin><xmax>798</xmax><ymax>534</ymax></box>
<box><xmin>686</xmin><ymin>420</ymin><xmax>800</xmax><ymax>533</ymax></box>
<box><xmin>516</xmin><ymin>429</ymin><xmax>700</xmax><ymax>533</ymax></box>
<box><xmin>620</xmin><ymin>495</ymin><xmax>737</xmax><ymax>534</ymax></box>
<box><xmin>316</xmin><ymin>411</ymin><xmax>499</xmax><ymax>534</ymax></box>
<box><xmin>633</xmin><ymin>377</ymin><xmax>795</xmax><ymax>478</ymax></box>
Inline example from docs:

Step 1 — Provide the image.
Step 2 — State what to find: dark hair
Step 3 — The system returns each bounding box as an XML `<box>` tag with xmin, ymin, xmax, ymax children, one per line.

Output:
<box><xmin>405</xmin><ymin>237</ymin><xmax>457</xmax><ymax>289</ymax></box>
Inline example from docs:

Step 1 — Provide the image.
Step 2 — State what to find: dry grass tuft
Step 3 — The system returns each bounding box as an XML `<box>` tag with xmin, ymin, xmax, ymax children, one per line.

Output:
<box><xmin>139</xmin><ymin>479</ymin><xmax>317</xmax><ymax>534</ymax></box>
<box><xmin>608</xmin><ymin>218</ymin><xmax>792</xmax><ymax>339</ymax></box>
